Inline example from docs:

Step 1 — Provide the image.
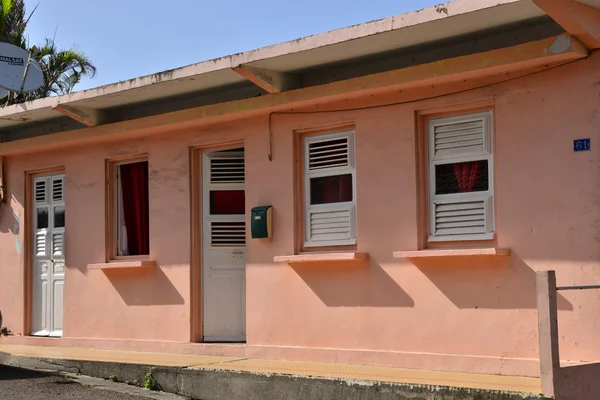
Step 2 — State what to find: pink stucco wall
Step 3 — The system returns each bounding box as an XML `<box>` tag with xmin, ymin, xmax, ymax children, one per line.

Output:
<box><xmin>0</xmin><ymin>52</ymin><xmax>599</xmax><ymax>377</ymax></box>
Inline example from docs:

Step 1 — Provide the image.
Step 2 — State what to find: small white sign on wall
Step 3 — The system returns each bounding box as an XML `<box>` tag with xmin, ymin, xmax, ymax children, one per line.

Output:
<box><xmin>13</xmin><ymin>211</ymin><xmax>22</xmax><ymax>254</ymax></box>
<box><xmin>13</xmin><ymin>211</ymin><xmax>19</xmax><ymax>235</ymax></box>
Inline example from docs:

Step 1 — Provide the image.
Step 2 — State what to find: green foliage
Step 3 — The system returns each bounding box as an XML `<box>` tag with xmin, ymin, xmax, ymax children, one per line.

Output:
<box><xmin>143</xmin><ymin>373</ymin><xmax>156</xmax><ymax>390</ymax></box>
<box><xmin>0</xmin><ymin>0</ymin><xmax>14</xmax><ymax>40</ymax></box>
<box><xmin>20</xmin><ymin>38</ymin><xmax>97</xmax><ymax>102</ymax></box>
<box><xmin>0</xmin><ymin>1</ymin><xmax>35</xmax><ymax>50</ymax></box>
<box><xmin>0</xmin><ymin>0</ymin><xmax>95</xmax><ymax>105</ymax></box>
<box><xmin>109</xmin><ymin>375</ymin><xmax>117</xmax><ymax>382</ymax></box>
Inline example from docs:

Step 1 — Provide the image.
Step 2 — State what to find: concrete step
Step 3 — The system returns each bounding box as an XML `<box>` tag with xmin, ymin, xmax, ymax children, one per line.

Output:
<box><xmin>0</xmin><ymin>349</ymin><xmax>549</xmax><ymax>400</ymax></box>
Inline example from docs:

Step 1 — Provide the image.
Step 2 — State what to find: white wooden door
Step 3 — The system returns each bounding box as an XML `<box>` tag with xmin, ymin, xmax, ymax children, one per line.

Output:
<box><xmin>31</xmin><ymin>174</ymin><xmax>65</xmax><ymax>337</ymax></box>
<box><xmin>202</xmin><ymin>151</ymin><xmax>246</xmax><ymax>342</ymax></box>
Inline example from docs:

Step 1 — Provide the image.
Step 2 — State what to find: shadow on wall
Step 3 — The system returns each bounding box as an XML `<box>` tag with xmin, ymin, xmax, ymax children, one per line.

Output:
<box><xmin>555</xmin><ymin>362</ymin><xmax>600</xmax><ymax>400</ymax></box>
<box><xmin>411</xmin><ymin>255</ymin><xmax>572</xmax><ymax>310</ymax></box>
<box><xmin>102</xmin><ymin>267</ymin><xmax>184</xmax><ymax>306</ymax></box>
<box><xmin>0</xmin><ymin>196</ymin><xmax>23</xmax><ymax>255</ymax></box>
<box><xmin>0</xmin><ymin>200</ymin><xmax>16</xmax><ymax>234</ymax></box>
<box><xmin>292</xmin><ymin>258</ymin><xmax>414</xmax><ymax>308</ymax></box>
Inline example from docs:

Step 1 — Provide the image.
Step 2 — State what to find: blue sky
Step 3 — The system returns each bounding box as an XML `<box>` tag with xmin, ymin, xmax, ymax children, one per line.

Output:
<box><xmin>23</xmin><ymin>0</ymin><xmax>440</xmax><ymax>91</ymax></box>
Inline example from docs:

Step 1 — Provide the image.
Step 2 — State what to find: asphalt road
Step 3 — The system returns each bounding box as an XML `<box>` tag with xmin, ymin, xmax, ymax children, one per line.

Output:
<box><xmin>0</xmin><ymin>365</ymin><xmax>176</xmax><ymax>400</ymax></box>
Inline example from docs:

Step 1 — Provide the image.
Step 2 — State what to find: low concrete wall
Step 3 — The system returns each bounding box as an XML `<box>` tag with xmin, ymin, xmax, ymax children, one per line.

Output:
<box><xmin>554</xmin><ymin>363</ymin><xmax>600</xmax><ymax>400</ymax></box>
<box><xmin>0</xmin><ymin>352</ymin><xmax>548</xmax><ymax>400</ymax></box>
<box><xmin>536</xmin><ymin>271</ymin><xmax>600</xmax><ymax>399</ymax></box>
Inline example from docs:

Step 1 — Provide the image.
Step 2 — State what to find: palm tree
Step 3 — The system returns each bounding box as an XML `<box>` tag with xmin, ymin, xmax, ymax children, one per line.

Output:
<box><xmin>0</xmin><ymin>0</ymin><xmax>96</xmax><ymax>105</ymax></box>
<box><xmin>1</xmin><ymin>0</ymin><xmax>24</xmax><ymax>42</ymax></box>
<box><xmin>0</xmin><ymin>0</ymin><xmax>35</xmax><ymax>51</ymax></box>
<box><xmin>22</xmin><ymin>38</ymin><xmax>96</xmax><ymax>100</ymax></box>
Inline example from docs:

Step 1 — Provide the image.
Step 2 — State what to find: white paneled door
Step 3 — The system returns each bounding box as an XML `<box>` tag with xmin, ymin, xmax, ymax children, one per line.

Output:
<box><xmin>31</xmin><ymin>174</ymin><xmax>65</xmax><ymax>337</ymax></box>
<box><xmin>202</xmin><ymin>150</ymin><xmax>246</xmax><ymax>342</ymax></box>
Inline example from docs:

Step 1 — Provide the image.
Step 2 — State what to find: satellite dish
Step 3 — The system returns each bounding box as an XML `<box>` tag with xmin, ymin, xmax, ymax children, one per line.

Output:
<box><xmin>0</xmin><ymin>42</ymin><xmax>44</xmax><ymax>93</ymax></box>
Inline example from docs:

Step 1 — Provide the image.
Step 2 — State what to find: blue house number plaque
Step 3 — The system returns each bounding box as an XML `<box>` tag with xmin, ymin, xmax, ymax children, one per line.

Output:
<box><xmin>573</xmin><ymin>138</ymin><xmax>591</xmax><ymax>152</ymax></box>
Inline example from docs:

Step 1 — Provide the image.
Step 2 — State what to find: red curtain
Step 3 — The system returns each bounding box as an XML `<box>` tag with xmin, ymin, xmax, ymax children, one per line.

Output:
<box><xmin>322</xmin><ymin>174</ymin><xmax>352</xmax><ymax>204</ymax></box>
<box><xmin>452</xmin><ymin>161</ymin><xmax>480</xmax><ymax>193</ymax></box>
<box><xmin>211</xmin><ymin>190</ymin><xmax>245</xmax><ymax>215</ymax></box>
<box><xmin>120</xmin><ymin>162</ymin><xmax>149</xmax><ymax>255</ymax></box>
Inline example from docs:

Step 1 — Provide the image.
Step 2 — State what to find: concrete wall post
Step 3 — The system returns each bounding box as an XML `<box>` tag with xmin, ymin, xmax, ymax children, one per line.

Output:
<box><xmin>536</xmin><ymin>270</ymin><xmax>560</xmax><ymax>398</ymax></box>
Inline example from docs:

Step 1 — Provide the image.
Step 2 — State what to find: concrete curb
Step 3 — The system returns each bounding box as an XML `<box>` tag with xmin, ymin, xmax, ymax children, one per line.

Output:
<box><xmin>63</xmin><ymin>372</ymin><xmax>188</xmax><ymax>400</ymax></box>
<box><xmin>0</xmin><ymin>352</ymin><xmax>551</xmax><ymax>400</ymax></box>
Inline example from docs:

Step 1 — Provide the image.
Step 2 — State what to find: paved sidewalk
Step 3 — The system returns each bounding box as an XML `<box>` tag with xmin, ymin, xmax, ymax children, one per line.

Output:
<box><xmin>0</xmin><ymin>343</ymin><xmax>542</xmax><ymax>394</ymax></box>
<box><xmin>0</xmin><ymin>364</ymin><xmax>186</xmax><ymax>400</ymax></box>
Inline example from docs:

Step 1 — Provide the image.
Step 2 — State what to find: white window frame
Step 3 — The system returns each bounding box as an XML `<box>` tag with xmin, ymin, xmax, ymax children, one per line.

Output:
<box><xmin>428</xmin><ymin>111</ymin><xmax>494</xmax><ymax>242</ymax></box>
<box><xmin>304</xmin><ymin>131</ymin><xmax>357</xmax><ymax>248</ymax></box>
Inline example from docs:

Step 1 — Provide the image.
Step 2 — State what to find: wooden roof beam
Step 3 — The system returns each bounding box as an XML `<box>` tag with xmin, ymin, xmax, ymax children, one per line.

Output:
<box><xmin>232</xmin><ymin>65</ymin><xmax>300</xmax><ymax>93</ymax></box>
<box><xmin>0</xmin><ymin>34</ymin><xmax>587</xmax><ymax>155</ymax></box>
<box><xmin>534</xmin><ymin>0</ymin><xmax>600</xmax><ymax>49</ymax></box>
<box><xmin>52</xmin><ymin>104</ymin><xmax>105</xmax><ymax>127</ymax></box>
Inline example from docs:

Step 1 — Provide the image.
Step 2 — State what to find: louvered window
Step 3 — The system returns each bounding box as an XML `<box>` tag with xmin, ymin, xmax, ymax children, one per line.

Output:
<box><xmin>52</xmin><ymin>232</ymin><xmax>64</xmax><ymax>256</ymax></box>
<box><xmin>35</xmin><ymin>180</ymin><xmax>46</xmax><ymax>203</ymax></box>
<box><xmin>52</xmin><ymin>177</ymin><xmax>64</xmax><ymax>202</ymax></box>
<box><xmin>304</xmin><ymin>131</ymin><xmax>357</xmax><ymax>247</ymax></box>
<box><xmin>203</xmin><ymin>150</ymin><xmax>246</xmax><ymax>249</ymax></box>
<box><xmin>33</xmin><ymin>175</ymin><xmax>65</xmax><ymax>260</ymax></box>
<box><xmin>210</xmin><ymin>156</ymin><xmax>245</xmax><ymax>184</ymax></box>
<box><xmin>210</xmin><ymin>221</ymin><xmax>246</xmax><ymax>247</ymax></box>
<box><xmin>35</xmin><ymin>231</ymin><xmax>47</xmax><ymax>257</ymax></box>
<box><xmin>428</xmin><ymin>112</ymin><xmax>494</xmax><ymax>241</ymax></box>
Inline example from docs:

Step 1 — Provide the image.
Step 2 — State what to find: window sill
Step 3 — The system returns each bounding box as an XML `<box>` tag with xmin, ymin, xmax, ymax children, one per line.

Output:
<box><xmin>88</xmin><ymin>260</ymin><xmax>156</xmax><ymax>270</ymax></box>
<box><xmin>274</xmin><ymin>252</ymin><xmax>369</xmax><ymax>264</ymax></box>
<box><xmin>393</xmin><ymin>248</ymin><xmax>510</xmax><ymax>259</ymax></box>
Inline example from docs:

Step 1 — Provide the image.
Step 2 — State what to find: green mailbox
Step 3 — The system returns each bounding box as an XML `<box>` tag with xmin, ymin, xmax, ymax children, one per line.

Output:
<box><xmin>251</xmin><ymin>205</ymin><xmax>272</xmax><ymax>239</ymax></box>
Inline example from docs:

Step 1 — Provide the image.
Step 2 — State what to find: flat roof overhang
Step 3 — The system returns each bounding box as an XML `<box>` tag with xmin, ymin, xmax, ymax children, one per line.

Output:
<box><xmin>0</xmin><ymin>0</ymin><xmax>598</xmax><ymax>154</ymax></box>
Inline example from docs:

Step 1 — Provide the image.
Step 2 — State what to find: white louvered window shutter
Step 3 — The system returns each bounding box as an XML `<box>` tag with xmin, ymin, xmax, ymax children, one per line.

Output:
<box><xmin>428</xmin><ymin>112</ymin><xmax>494</xmax><ymax>242</ymax></box>
<box><xmin>33</xmin><ymin>177</ymin><xmax>50</xmax><ymax>258</ymax></box>
<box><xmin>52</xmin><ymin>176</ymin><xmax>64</xmax><ymax>202</ymax></box>
<box><xmin>50</xmin><ymin>175</ymin><xmax>66</xmax><ymax>256</ymax></box>
<box><xmin>204</xmin><ymin>151</ymin><xmax>246</xmax><ymax>249</ymax></box>
<box><xmin>35</xmin><ymin>179</ymin><xmax>47</xmax><ymax>204</ymax></box>
<box><xmin>304</xmin><ymin>131</ymin><xmax>357</xmax><ymax>247</ymax></box>
<box><xmin>210</xmin><ymin>221</ymin><xmax>246</xmax><ymax>247</ymax></box>
<box><xmin>210</xmin><ymin>156</ymin><xmax>245</xmax><ymax>184</ymax></box>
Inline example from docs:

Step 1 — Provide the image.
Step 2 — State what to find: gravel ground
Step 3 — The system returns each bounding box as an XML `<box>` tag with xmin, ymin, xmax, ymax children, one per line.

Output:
<box><xmin>0</xmin><ymin>365</ymin><xmax>184</xmax><ymax>400</ymax></box>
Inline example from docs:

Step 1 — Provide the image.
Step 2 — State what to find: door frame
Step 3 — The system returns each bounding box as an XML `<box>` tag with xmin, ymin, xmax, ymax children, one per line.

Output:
<box><xmin>190</xmin><ymin>141</ymin><xmax>244</xmax><ymax>343</ymax></box>
<box><xmin>24</xmin><ymin>166</ymin><xmax>65</xmax><ymax>336</ymax></box>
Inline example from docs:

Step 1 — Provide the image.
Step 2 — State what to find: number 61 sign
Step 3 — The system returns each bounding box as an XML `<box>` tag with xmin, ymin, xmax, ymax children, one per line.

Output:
<box><xmin>573</xmin><ymin>138</ymin><xmax>591</xmax><ymax>152</ymax></box>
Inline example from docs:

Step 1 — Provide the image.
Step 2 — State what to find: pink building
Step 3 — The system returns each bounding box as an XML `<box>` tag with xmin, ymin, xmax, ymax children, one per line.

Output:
<box><xmin>1</xmin><ymin>0</ymin><xmax>599</xmax><ymax>397</ymax></box>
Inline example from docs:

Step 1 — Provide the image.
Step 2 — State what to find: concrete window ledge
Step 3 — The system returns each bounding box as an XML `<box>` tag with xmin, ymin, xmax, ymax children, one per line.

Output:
<box><xmin>274</xmin><ymin>252</ymin><xmax>369</xmax><ymax>264</ymax></box>
<box><xmin>393</xmin><ymin>248</ymin><xmax>510</xmax><ymax>259</ymax></box>
<box><xmin>88</xmin><ymin>260</ymin><xmax>157</xmax><ymax>270</ymax></box>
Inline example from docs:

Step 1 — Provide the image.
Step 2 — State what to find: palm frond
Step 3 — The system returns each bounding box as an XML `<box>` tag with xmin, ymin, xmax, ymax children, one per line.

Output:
<box><xmin>0</xmin><ymin>0</ymin><xmax>14</xmax><ymax>39</ymax></box>
<box><xmin>0</xmin><ymin>3</ymin><xmax>96</xmax><ymax>105</ymax></box>
<box><xmin>32</xmin><ymin>38</ymin><xmax>97</xmax><ymax>98</ymax></box>
<box><xmin>12</xmin><ymin>2</ymin><xmax>36</xmax><ymax>48</ymax></box>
